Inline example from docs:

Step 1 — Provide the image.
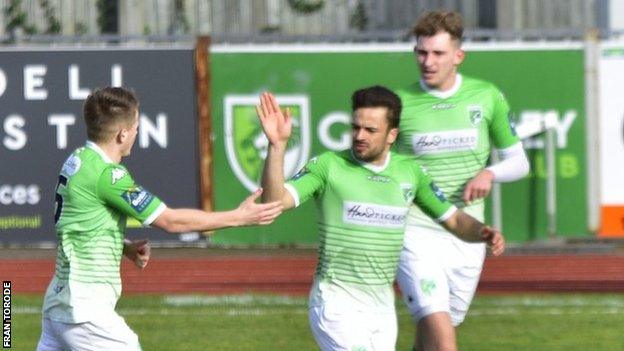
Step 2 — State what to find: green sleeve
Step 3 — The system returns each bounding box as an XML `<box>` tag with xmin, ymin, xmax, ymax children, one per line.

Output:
<box><xmin>285</xmin><ymin>153</ymin><xmax>329</xmax><ymax>205</ymax></box>
<box><xmin>97</xmin><ymin>165</ymin><xmax>165</xmax><ymax>225</ymax></box>
<box><xmin>489</xmin><ymin>89</ymin><xmax>521</xmax><ymax>149</ymax></box>
<box><xmin>412</xmin><ymin>165</ymin><xmax>455</xmax><ymax>221</ymax></box>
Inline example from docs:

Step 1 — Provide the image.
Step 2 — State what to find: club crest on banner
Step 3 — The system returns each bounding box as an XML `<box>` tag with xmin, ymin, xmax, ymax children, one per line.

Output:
<box><xmin>224</xmin><ymin>95</ymin><xmax>311</xmax><ymax>192</ymax></box>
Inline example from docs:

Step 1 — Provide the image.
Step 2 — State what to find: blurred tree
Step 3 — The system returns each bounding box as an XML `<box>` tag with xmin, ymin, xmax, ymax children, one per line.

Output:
<box><xmin>170</xmin><ymin>0</ymin><xmax>190</xmax><ymax>34</ymax></box>
<box><xmin>4</xmin><ymin>0</ymin><xmax>37</xmax><ymax>36</ymax></box>
<box><xmin>349</xmin><ymin>0</ymin><xmax>368</xmax><ymax>31</ymax></box>
<box><xmin>287</xmin><ymin>0</ymin><xmax>324</xmax><ymax>14</ymax></box>
<box><xmin>97</xmin><ymin>0</ymin><xmax>118</xmax><ymax>34</ymax></box>
<box><xmin>39</xmin><ymin>0</ymin><xmax>61</xmax><ymax>34</ymax></box>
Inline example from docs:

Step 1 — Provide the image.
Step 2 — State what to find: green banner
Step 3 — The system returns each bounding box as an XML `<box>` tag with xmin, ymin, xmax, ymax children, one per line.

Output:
<box><xmin>210</xmin><ymin>45</ymin><xmax>586</xmax><ymax>244</ymax></box>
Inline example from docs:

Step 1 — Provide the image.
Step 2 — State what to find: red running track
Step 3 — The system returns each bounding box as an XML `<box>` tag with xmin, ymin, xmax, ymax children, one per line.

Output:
<box><xmin>2</xmin><ymin>254</ymin><xmax>624</xmax><ymax>294</ymax></box>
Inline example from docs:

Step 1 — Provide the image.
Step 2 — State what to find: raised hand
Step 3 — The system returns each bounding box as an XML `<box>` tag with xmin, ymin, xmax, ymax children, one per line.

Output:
<box><xmin>256</xmin><ymin>92</ymin><xmax>292</xmax><ymax>147</ymax></box>
<box><xmin>481</xmin><ymin>226</ymin><xmax>505</xmax><ymax>256</ymax></box>
<box><xmin>236</xmin><ymin>188</ymin><xmax>284</xmax><ymax>225</ymax></box>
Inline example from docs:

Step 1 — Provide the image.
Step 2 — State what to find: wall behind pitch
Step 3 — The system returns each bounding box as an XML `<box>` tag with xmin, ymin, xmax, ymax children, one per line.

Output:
<box><xmin>0</xmin><ymin>47</ymin><xmax>199</xmax><ymax>245</ymax></box>
<box><xmin>210</xmin><ymin>43</ymin><xmax>587</xmax><ymax>244</ymax></box>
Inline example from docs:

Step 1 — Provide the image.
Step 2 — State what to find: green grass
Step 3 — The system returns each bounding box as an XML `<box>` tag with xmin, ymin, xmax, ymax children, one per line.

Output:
<box><xmin>10</xmin><ymin>293</ymin><xmax>624</xmax><ymax>350</ymax></box>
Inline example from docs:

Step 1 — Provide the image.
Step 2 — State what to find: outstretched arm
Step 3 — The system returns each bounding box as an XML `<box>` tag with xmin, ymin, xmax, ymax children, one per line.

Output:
<box><xmin>257</xmin><ymin>92</ymin><xmax>296</xmax><ymax>209</ymax></box>
<box><xmin>151</xmin><ymin>188</ymin><xmax>283</xmax><ymax>233</ymax></box>
<box><xmin>441</xmin><ymin>211</ymin><xmax>505</xmax><ymax>256</ymax></box>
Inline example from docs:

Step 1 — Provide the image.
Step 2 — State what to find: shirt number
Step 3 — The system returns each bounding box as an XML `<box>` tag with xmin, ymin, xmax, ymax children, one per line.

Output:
<box><xmin>53</xmin><ymin>175</ymin><xmax>68</xmax><ymax>224</ymax></box>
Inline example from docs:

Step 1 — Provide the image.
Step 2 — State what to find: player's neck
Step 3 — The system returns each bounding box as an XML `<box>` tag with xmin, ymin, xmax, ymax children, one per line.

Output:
<box><xmin>421</xmin><ymin>73</ymin><xmax>462</xmax><ymax>99</ymax></box>
<box><xmin>94</xmin><ymin>141</ymin><xmax>123</xmax><ymax>163</ymax></box>
<box><xmin>437</xmin><ymin>73</ymin><xmax>458</xmax><ymax>92</ymax></box>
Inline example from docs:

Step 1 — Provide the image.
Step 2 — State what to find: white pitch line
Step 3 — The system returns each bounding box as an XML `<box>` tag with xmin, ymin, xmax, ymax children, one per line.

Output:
<box><xmin>13</xmin><ymin>306</ymin><xmax>624</xmax><ymax>317</ymax></box>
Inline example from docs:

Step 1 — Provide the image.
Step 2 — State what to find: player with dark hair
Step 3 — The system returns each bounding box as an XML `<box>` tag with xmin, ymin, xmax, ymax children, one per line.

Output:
<box><xmin>257</xmin><ymin>86</ymin><xmax>504</xmax><ymax>350</ymax></box>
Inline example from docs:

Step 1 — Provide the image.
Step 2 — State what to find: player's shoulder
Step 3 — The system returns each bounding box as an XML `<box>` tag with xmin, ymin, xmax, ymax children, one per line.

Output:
<box><xmin>395</xmin><ymin>82</ymin><xmax>424</xmax><ymax>99</ymax></box>
<box><xmin>312</xmin><ymin>149</ymin><xmax>348</xmax><ymax>161</ymax></box>
<box><xmin>60</xmin><ymin>146</ymin><xmax>107</xmax><ymax>177</ymax></box>
<box><xmin>100</xmin><ymin>163</ymin><xmax>132</xmax><ymax>186</ymax></box>
<box><xmin>462</xmin><ymin>75</ymin><xmax>504</xmax><ymax>96</ymax></box>
<box><xmin>390</xmin><ymin>152</ymin><xmax>427</xmax><ymax>174</ymax></box>
<box><xmin>462</xmin><ymin>75</ymin><xmax>498</xmax><ymax>90</ymax></box>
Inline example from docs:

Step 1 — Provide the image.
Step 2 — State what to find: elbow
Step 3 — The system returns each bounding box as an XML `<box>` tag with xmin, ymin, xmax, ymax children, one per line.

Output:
<box><xmin>152</xmin><ymin>210</ymin><xmax>185</xmax><ymax>234</ymax></box>
<box><xmin>518</xmin><ymin>153</ymin><xmax>530</xmax><ymax>178</ymax></box>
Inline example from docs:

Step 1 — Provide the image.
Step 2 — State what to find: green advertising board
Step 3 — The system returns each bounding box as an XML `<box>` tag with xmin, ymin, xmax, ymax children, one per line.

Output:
<box><xmin>210</xmin><ymin>44</ymin><xmax>586</xmax><ymax>244</ymax></box>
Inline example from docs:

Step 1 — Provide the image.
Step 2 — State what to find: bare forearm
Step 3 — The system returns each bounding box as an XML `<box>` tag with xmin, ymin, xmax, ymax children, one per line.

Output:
<box><xmin>153</xmin><ymin>208</ymin><xmax>242</xmax><ymax>233</ymax></box>
<box><xmin>441</xmin><ymin>211</ymin><xmax>485</xmax><ymax>242</ymax></box>
<box><xmin>261</xmin><ymin>144</ymin><xmax>287</xmax><ymax>203</ymax></box>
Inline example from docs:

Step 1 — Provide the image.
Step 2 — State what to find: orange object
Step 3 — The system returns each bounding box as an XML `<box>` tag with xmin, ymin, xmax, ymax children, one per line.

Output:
<box><xmin>599</xmin><ymin>206</ymin><xmax>624</xmax><ymax>237</ymax></box>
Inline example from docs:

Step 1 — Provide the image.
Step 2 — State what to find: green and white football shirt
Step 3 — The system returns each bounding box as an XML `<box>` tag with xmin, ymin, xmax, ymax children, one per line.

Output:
<box><xmin>396</xmin><ymin>75</ymin><xmax>520</xmax><ymax>228</ymax></box>
<box><xmin>42</xmin><ymin>141</ymin><xmax>166</xmax><ymax>323</ymax></box>
<box><xmin>285</xmin><ymin>150</ymin><xmax>455</xmax><ymax>311</ymax></box>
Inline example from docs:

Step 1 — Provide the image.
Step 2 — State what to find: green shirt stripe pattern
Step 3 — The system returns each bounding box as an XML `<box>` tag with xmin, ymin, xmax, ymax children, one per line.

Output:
<box><xmin>286</xmin><ymin>150</ymin><xmax>454</xmax><ymax>310</ymax></box>
<box><xmin>42</xmin><ymin>141</ymin><xmax>165</xmax><ymax>323</ymax></box>
<box><xmin>396</xmin><ymin>75</ymin><xmax>520</xmax><ymax>228</ymax></box>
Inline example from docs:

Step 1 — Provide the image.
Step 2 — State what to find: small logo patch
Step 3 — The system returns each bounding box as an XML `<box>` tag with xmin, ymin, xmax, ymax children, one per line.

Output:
<box><xmin>468</xmin><ymin>105</ymin><xmax>483</xmax><ymax>125</ymax></box>
<box><xmin>290</xmin><ymin>166</ymin><xmax>309</xmax><ymax>181</ymax></box>
<box><xmin>61</xmin><ymin>155</ymin><xmax>81</xmax><ymax>176</ymax></box>
<box><xmin>400</xmin><ymin>183</ymin><xmax>415</xmax><ymax>203</ymax></box>
<box><xmin>121</xmin><ymin>186</ymin><xmax>155</xmax><ymax>213</ymax></box>
<box><xmin>367</xmin><ymin>175</ymin><xmax>390</xmax><ymax>183</ymax></box>
<box><xmin>420</xmin><ymin>279</ymin><xmax>437</xmax><ymax>296</ymax></box>
<box><xmin>430</xmin><ymin>182</ymin><xmax>447</xmax><ymax>202</ymax></box>
<box><xmin>111</xmin><ymin>168</ymin><xmax>127</xmax><ymax>184</ymax></box>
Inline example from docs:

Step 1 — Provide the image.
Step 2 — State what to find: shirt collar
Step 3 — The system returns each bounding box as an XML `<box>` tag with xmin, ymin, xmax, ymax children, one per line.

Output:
<box><xmin>86</xmin><ymin>140</ymin><xmax>115</xmax><ymax>164</ymax></box>
<box><xmin>419</xmin><ymin>73</ymin><xmax>463</xmax><ymax>99</ymax></box>
<box><xmin>351</xmin><ymin>149</ymin><xmax>391</xmax><ymax>173</ymax></box>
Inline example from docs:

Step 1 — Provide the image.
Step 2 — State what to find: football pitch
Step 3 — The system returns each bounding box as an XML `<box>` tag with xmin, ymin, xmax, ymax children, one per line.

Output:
<box><xmin>11</xmin><ymin>293</ymin><xmax>624</xmax><ymax>350</ymax></box>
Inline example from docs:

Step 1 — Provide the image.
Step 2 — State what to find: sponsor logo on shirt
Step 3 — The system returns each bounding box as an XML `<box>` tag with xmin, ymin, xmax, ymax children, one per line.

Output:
<box><xmin>367</xmin><ymin>175</ymin><xmax>390</xmax><ymax>183</ymax></box>
<box><xmin>432</xmin><ymin>102</ymin><xmax>456</xmax><ymax>110</ymax></box>
<box><xmin>410</xmin><ymin>129</ymin><xmax>478</xmax><ymax>155</ymax></box>
<box><xmin>468</xmin><ymin>105</ymin><xmax>483</xmax><ymax>125</ymax></box>
<box><xmin>111</xmin><ymin>168</ymin><xmax>127</xmax><ymax>184</ymax></box>
<box><xmin>121</xmin><ymin>186</ymin><xmax>155</xmax><ymax>213</ymax></box>
<box><xmin>342</xmin><ymin>201</ymin><xmax>408</xmax><ymax>228</ymax></box>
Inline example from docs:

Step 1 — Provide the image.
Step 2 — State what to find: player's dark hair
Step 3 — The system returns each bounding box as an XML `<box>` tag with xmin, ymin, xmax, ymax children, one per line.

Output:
<box><xmin>413</xmin><ymin>10</ymin><xmax>463</xmax><ymax>42</ymax></box>
<box><xmin>351</xmin><ymin>85</ymin><xmax>402</xmax><ymax>129</ymax></box>
<box><xmin>83</xmin><ymin>87</ymin><xmax>139</xmax><ymax>142</ymax></box>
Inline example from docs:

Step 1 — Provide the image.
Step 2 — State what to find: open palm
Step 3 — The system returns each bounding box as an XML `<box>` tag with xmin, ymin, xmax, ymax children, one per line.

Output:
<box><xmin>256</xmin><ymin>92</ymin><xmax>292</xmax><ymax>147</ymax></box>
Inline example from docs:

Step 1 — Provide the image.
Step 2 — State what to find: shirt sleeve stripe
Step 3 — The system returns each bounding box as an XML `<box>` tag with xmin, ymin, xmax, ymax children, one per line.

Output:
<box><xmin>143</xmin><ymin>202</ymin><xmax>167</xmax><ymax>226</ymax></box>
<box><xmin>284</xmin><ymin>184</ymin><xmax>300</xmax><ymax>208</ymax></box>
<box><xmin>435</xmin><ymin>205</ymin><xmax>457</xmax><ymax>223</ymax></box>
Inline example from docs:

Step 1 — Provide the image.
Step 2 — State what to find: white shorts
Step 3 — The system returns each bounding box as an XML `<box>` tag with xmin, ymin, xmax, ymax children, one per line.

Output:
<box><xmin>36</xmin><ymin>314</ymin><xmax>141</xmax><ymax>351</ymax></box>
<box><xmin>309</xmin><ymin>304</ymin><xmax>397</xmax><ymax>351</ymax></box>
<box><xmin>396</xmin><ymin>226</ymin><xmax>485</xmax><ymax>326</ymax></box>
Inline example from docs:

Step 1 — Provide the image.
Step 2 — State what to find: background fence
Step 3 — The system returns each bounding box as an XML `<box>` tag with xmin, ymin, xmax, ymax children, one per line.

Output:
<box><xmin>0</xmin><ymin>0</ymin><xmax>620</xmax><ymax>41</ymax></box>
